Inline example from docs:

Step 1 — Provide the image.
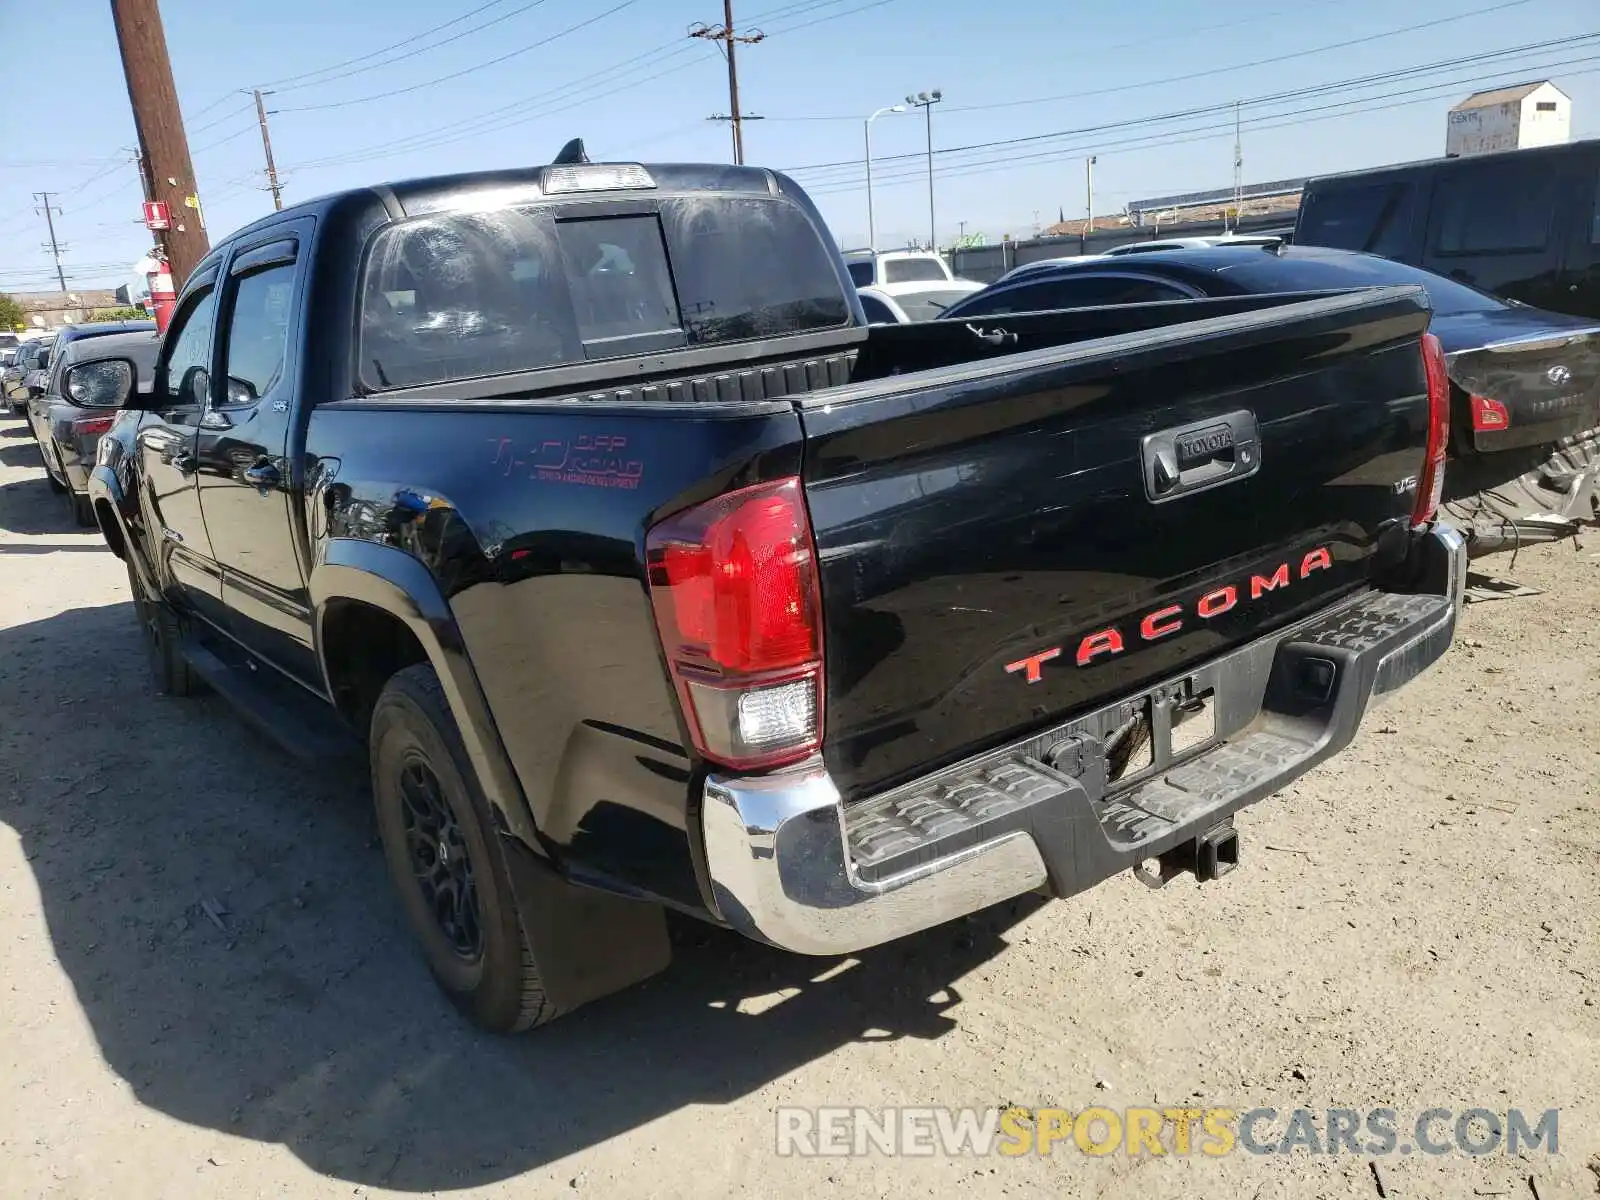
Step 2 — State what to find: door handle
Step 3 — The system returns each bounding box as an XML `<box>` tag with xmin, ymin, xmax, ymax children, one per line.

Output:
<box><xmin>172</xmin><ymin>451</ymin><xmax>197</xmax><ymax>476</ymax></box>
<box><xmin>243</xmin><ymin>461</ymin><xmax>281</xmax><ymax>488</ymax></box>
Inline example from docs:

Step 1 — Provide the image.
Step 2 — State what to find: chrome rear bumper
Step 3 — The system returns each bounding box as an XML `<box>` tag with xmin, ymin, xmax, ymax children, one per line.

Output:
<box><xmin>701</xmin><ymin>524</ymin><xmax>1466</xmax><ymax>956</ymax></box>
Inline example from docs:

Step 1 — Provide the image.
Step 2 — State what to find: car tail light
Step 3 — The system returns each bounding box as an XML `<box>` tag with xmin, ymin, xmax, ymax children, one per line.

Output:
<box><xmin>646</xmin><ymin>477</ymin><xmax>824</xmax><ymax>771</ymax></box>
<box><xmin>1469</xmin><ymin>392</ymin><xmax>1510</xmax><ymax>432</ymax></box>
<box><xmin>1413</xmin><ymin>333</ymin><xmax>1450</xmax><ymax>529</ymax></box>
<box><xmin>71</xmin><ymin>414</ymin><xmax>116</xmax><ymax>438</ymax></box>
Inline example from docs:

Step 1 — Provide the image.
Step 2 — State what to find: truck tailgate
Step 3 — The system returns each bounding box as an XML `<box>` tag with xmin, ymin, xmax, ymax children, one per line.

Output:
<box><xmin>798</xmin><ymin>287</ymin><xmax>1435</xmax><ymax>800</ymax></box>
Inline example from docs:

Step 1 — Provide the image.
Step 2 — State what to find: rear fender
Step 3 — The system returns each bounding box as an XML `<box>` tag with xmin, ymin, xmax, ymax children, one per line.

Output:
<box><xmin>309</xmin><ymin>538</ymin><xmax>549</xmax><ymax>859</ymax></box>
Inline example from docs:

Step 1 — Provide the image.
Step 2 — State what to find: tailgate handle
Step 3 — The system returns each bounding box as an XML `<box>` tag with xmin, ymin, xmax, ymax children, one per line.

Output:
<box><xmin>1141</xmin><ymin>410</ymin><xmax>1260</xmax><ymax>504</ymax></box>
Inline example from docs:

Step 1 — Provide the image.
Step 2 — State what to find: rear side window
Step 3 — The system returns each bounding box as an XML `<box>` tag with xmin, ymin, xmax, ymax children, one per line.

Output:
<box><xmin>847</xmin><ymin>261</ymin><xmax>875</xmax><ymax>287</ymax></box>
<box><xmin>858</xmin><ymin>294</ymin><xmax>898</xmax><ymax>324</ymax></box>
<box><xmin>1432</xmin><ymin>162</ymin><xmax>1558</xmax><ymax>255</ymax></box>
<box><xmin>1297</xmin><ymin>181</ymin><xmax>1415</xmax><ymax>258</ymax></box>
<box><xmin>883</xmin><ymin>258</ymin><xmax>947</xmax><ymax>284</ymax></box>
<box><xmin>361</xmin><ymin>197</ymin><xmax>848</xmax><ymax>389</ymax></box>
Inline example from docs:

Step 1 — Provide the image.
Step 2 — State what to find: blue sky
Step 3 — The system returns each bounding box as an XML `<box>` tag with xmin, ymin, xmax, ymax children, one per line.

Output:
<box><xmin>1</xmin><ymin>0</ymin><xmax>1597</xmax><ymax>294</ymax></box>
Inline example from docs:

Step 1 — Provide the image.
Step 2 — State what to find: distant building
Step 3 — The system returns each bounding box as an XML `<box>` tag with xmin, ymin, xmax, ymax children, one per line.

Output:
<box><xmin>10</xmin><ymin>290</ymin><xmax>121</xmax><ymax>328</ymax></box>
<box><xmin>1446</xmin><ymin>80</ymin><xmax>1571</xmax><ymax>158</ymax></box>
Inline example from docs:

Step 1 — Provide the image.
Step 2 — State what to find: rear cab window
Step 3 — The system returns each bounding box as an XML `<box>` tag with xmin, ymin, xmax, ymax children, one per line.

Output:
<box><xmin>883</xmin><ymin>257</ymin><xmax>948</xmax><ymax>284</ymax></box>
<box><xmin>360</xmin><ymin>193</ymin><xmax>851</xmax><ymax>390</ymax></box>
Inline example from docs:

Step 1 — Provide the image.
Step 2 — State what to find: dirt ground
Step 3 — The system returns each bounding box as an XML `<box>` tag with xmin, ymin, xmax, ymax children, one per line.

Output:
<box><xmin>1</xmin><ymin>410</ymin><xmax>1596</xmax><ymax>1200</ymax></box>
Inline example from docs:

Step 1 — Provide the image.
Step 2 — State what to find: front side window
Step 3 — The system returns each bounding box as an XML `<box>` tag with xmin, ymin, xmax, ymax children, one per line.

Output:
<box><xmin>847</xmin><ymin>261</ymin><xmax>875</xmax><ymax>287</ymax></box>
<box><xmin>158</xmin><ymin>290</ymin><xmax>217</xmax><ymax>406</ymax></box>
<box><xmin>1433</xmin><ymin>163</ymin><xmax>1557</xmax><ymax>255</ymax></box>
<box><xmin>221</xmin><ymin>263</ymin><xmax>295</xmax><ymax>404</ymax></box>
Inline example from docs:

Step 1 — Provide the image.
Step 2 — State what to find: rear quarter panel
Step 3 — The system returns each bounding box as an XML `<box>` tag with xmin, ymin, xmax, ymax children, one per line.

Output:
<box><xmin>304</xmin><ymin>399</ymin><xmax>805</xmax><ymax>910</ymax></box>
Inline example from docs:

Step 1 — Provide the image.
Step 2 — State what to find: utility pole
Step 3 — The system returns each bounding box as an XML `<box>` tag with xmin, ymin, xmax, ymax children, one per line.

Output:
<box><xmin>252</xmin><ymin>88</ymin><xmax>283</xmax><ymax>210</ymax></box>
<box><xmin>33</xmin><ymin>192</ymin><xmax>68</xmax><ymax>291</ymax></box>
<box><xmin>906</xmin><ymin>90</ymin><xmax>943</xmax><ymax>250</ymax></box>
<box><xmin>690</xmin><ymin>1</ymin><xmax>765</xmax><ymax>165</ymax></box>
<box><xmin>109</xmin><ymin>0</ymin><xmax>209</xmax><ymax>289</ymax></box>
<box><xmin>1085</xmin><ymin>155</ymin><xmax>1096</xmax><ymax>236</ymax></box>
<box><xmin>1231</xmin><ymin>100</ymin><xmax>1243</xmax><ymax>232</ymax></box>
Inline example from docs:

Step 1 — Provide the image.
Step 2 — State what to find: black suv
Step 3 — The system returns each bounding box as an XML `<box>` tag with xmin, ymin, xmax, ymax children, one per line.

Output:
<box><xmin>1295</xmin><ymin>137</ymin><xmax>1600</xmax><ymax>319</ymax></box>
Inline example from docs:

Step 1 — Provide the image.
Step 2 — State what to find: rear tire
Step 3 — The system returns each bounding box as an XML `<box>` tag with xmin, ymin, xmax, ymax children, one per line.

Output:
<box><xmin>126</xmin><ymin>561</ymin><xmax>196</xmax><ymax>697</ymax></box>
<box><xmin>370</xmin><ymin>663</ymin><xmax>558</xmax><ymax>1033</ymax></box>
<box><xmin>70</xmin><ymin>492</ymin><xmax>94</xmax><ymax>527</ymax></box>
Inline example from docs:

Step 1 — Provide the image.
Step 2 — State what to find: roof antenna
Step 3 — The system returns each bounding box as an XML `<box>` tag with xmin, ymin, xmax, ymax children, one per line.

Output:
<box><xmin>552</xmin><ymin>138</ymin><xmax>590</xmax><ymax>166</ymax></box>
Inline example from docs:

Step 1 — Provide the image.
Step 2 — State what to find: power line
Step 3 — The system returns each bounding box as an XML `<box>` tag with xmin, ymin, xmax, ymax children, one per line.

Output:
<box><xmin>286</xmin><ymin>40</ymin><xmax>712</xmax><ymax>172</ymax></box>
<box><xmin>273</xmin><ymin>0</ymin><xmax>643</xmax><ymax>114</ymax></box>
<box><xmin>784</xmin><ymin>33</ymin><xmax>1596</xmax><ymax>181</ymax></box>
<box><xmin>804</xmin><ymin>55</ymin><xmax>1600</xmax><ymax>198</ymax></box>
<box><xmin>258</xmin><ymin>0</ymin><xmax>521</xmax><ymax>89</ymax></box>
<box><xmin>944</xmin><ymin>0</ymin><xmax>1538</xmax><ymax>116</ymax></box>
<box><xmin>765</xmin><ymin>0</ymin><xmax>897</xmax><ymax>35</ymax></box>
<box><xmin>271</xmin><ymin>0</ymin><xmax>555</xmax><ymax>94</ymax></box>
<box><xmin>281</xmin><ymin>0</ymin><xmax>894</xmax><ymax>174</ymax></box>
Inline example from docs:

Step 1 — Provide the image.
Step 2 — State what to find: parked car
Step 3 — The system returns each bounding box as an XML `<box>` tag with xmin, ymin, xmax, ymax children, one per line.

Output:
<box><xmin>842</xmin><ymin>248</ymin><xmax>968</xmax><ymax>288</ymax></box>
<box><xmin>856</xmin><ymin>283</ymin><xmax>983</xmax><ymax>324</ymax></box>
<box><xmin>5</xmin><ymin>337</ymin><xmax>54</xmax><ymax>414</ymax></box>
<box><xmin>16</xmin><ymin>321</ymin><xmax>155</xmax><ymax>416</ymax></box>
<box><xmin>943</xmin><ymin>244</ymin><xmax>1600</xmax><ymax>458</ymax></box>
<box><xmin>1295</xmin><ymin>136</ymin><xmax>1600</xmax><ymax>320</ymax></box>
<box><xmin>26</xmin><ymin>329</ymin><xmax>158</xmax><ymax>524</ymax></box>
<box><xmin>88</xmin><ymin>150</ymin><xmax>1462</xmax><ymax>1033</ymax></box>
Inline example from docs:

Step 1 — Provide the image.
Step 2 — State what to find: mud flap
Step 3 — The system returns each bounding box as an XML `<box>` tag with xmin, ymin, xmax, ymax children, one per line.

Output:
<box><xmin>499</xmin><ymin>834</ymin><xmax>673</xmax><ymax>1015</ymax></box>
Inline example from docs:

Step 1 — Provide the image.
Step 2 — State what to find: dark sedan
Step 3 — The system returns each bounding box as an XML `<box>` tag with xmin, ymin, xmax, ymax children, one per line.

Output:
<box><xmin>27</xmin><ymin>329</ymin><xmax>158</xmax><ymax>525</ymax></box>
<box><xmin>943</xmin><ymin>245</ymin><xmax>1600</xmax><ymax>458</ymax></box>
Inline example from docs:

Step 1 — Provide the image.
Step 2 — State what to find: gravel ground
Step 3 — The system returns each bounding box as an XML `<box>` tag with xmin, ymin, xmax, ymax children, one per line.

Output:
<box><xmin>1</xmin><ymin>410</ymin><xmax>1596</xmax><ymax>1200</ymax></box>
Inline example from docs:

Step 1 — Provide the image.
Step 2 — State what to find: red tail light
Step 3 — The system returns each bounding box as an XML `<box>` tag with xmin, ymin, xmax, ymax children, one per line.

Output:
<box><xmin>71</xmin><ymin>414</ymin><xmax>116</xmax><ymax>438</ymax></box>
<box><xmin>1469</xmin><ymin>392</ymin><xmax>1510</xmax><ymax>432</ymax></box>
<box><xmin>1413</xmin><ymin>332</ymin><xmax>1450</xmax><ymax>529</ymax></box>
<box><xmin>646</xmin><ymin>477</ymin><xmax>824</xmax><ymax>771</ymax></box>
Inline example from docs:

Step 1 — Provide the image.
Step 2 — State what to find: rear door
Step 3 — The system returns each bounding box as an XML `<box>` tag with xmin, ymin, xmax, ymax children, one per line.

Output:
<box><xmin>136</xmin><ymin>268</ymin><xmax>225</xmax><ymax>627</ymax></box>
<box><xmin>194</xmin><ymin>221</ymin><xmax>318</xmax><ymax>684</ymax></box>
<box><xmin>799</xmin><ymin>289</ymin><xmax>1434</xmax><ymax>800</ymax></box>
<box><xmin>1421</xmin><ymin>155</ymin><xmax>1566</xmax><ymax>311</ymax></box>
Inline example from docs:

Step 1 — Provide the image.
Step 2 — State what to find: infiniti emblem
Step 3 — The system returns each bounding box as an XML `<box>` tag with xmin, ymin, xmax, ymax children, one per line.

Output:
<box><xmin>1547</xmin><ymin>364</ymin><xmax>1572</xmax><ymax>386</ymax></box>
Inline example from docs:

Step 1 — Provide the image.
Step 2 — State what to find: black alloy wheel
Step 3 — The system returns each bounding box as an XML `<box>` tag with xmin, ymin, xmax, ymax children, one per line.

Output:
<box><xmin>396</xmin><ymin>754</ymin><xmax>483</xmax><ymax>961</ymax></box>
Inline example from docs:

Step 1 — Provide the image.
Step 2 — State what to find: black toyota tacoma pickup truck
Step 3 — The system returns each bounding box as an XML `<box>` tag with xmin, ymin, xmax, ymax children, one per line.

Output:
<box><xmin>84</xmin><ymin>146</ymin><xmax>1465</xmax><ymax>1033</ymax></box>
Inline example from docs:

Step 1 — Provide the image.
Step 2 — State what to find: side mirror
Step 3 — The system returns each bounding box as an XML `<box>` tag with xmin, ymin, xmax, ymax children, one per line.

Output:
<box><xmin>65</xmin><ymin>359</ymin><xmax>136</xmax><ymax>408</ymax></box>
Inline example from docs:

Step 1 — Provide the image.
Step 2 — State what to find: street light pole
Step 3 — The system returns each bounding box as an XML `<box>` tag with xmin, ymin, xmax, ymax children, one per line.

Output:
<box><xmin>906</xmin><ymin>89</ymin><xmax>943</xmax><ymax>250</ymax></box>
<box><xmin>863</xmin><ymin>103</ymin><xmax>905</xmax><ymax>253</ymax></box>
